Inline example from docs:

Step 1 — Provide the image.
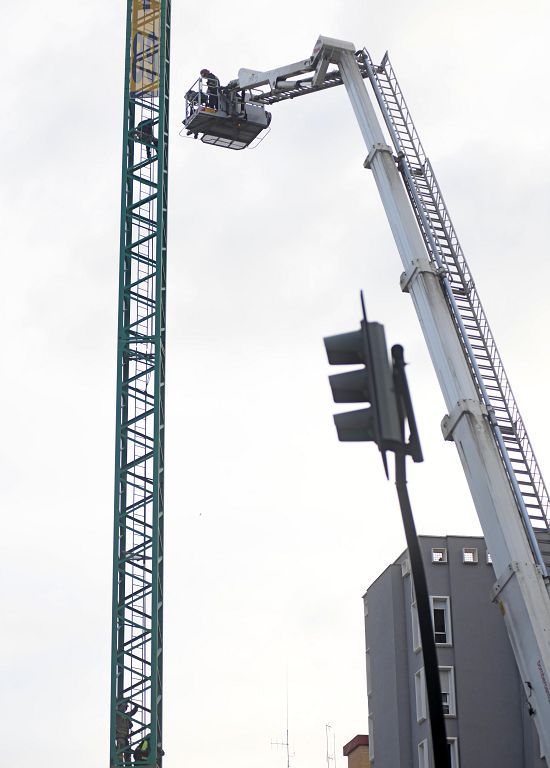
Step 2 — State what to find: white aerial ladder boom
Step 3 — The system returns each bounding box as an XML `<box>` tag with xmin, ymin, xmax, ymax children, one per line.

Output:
<box><xmin>329</xmin><ymin>41</ymin><xmax>550</xmax><ymax>759</ymax></box>
<box><xmin>219</xmin><ymin>36</ymin><xmax>550</xmax><ymax>758</ymax></box>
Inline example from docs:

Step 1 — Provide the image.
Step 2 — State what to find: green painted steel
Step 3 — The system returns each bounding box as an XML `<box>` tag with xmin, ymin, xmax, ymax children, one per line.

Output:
<box><xmin>110</xmin><ymin>1</ymin><xmax>170</xmax><ymax>766</ymax></box>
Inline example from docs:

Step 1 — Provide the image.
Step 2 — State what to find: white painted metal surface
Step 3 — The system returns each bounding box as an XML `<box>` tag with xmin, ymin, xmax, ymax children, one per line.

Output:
<box><xmin>231</xmin><ymin>33</ymin><xmax>550</xmax><ymax>758</ymax></box>
<box><xmin>331</xmin><ymin>39</ymin><xmax>550</xmax><ymax>761</ymax></box>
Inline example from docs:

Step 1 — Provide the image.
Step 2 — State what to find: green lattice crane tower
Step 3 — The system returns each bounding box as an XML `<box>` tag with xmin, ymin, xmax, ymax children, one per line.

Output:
<box><xmin>110</xmin><ymin>1</ymin><xmax>171</xmax><ymax>765</ymax></box>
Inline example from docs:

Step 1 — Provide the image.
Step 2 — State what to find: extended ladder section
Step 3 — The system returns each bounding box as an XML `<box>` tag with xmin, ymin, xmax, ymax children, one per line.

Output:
<box><xmin>110</xmin><ymin>1</ymin><xmax>170</xmax><ymax>765</ymax></box>
<box><xmin>361</xmin><ymin>50</ymin><xmax>550</xmax><ymax>560</ymax></box>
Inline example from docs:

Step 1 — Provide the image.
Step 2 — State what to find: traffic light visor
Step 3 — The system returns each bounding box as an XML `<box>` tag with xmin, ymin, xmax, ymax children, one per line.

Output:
<box><xmin>329</xmin><ymin>369</ymin><xmax>369</xmax><ymax>403</ymax></box>
<box><xmin>333</xmin><ymin>408</ymin><xmax>377</xmax><ymax>442</ymax></box>
<box><xmin>324</xmin><ymin>329</ymin><xmax>364</xmax><ymax>365</ymax></box>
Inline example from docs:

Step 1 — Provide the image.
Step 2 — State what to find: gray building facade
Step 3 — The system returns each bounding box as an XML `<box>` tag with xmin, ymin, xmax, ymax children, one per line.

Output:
<box><xmin>364</xmin><ymin>535</ymin><xmax>545</xmax><ymax>767</ymax></box>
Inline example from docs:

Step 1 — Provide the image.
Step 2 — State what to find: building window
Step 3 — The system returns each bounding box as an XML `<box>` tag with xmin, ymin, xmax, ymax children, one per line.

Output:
<box><xmin>411</xmin><ymin>599</ymin><xmax>421</xmax><ymax>652</ymax></box>
<box><xmin>431</xmin><ymin>596</ymin><xmax>452</xmax><ymax>645</ymax></box>
<box><xmin>462</xmin><ymin>547</ymin><xmax>478</xmax><ymax>563</ymax></box>
<box><xmin>366</xmin><ymin>650</ymin><xmax>372</xmax><ymax>696</ymax></box>
<box><xmin>402</xmin><ymin>557</ymin><xmax>411</xmax><ymax>577</ymax></box>
<box><xmin>447</xmin><ymin>738</ymin><xmax>459</xmax><ymax>767</ymax></box>
<box><xmin>418</xmin><ymin>738</ymin><xmax>429</xmax><ymax>768</ymax></box>
<box><xmin>368</xmin><ymin>714</ymin><xmax>374</xmax><ymax>761</ymax></box>
<box><xmin>432</xmin><ymin>547</ymin><xmax>447</xmax><ymax>563</ymax></box>
<box><xmin>415</xmin><ymin>667</ymin><xmax>427</xmax><ymax>722</ymax></box>
<box><xmin>440</xmin><ymin>667</ymin><xmax>456</xmax><ymax>716</ymax></box>
<box><xmin>486</xmin><ymin>551</ymin><xmax>492</xmax><ymax>564</ymax></box>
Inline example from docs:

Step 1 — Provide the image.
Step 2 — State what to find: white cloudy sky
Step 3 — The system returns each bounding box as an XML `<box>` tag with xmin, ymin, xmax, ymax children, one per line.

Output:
<box><xmin>3</xmin><ymin>1</ymin><xmax>549</xmax><ymax>767</ymax></box>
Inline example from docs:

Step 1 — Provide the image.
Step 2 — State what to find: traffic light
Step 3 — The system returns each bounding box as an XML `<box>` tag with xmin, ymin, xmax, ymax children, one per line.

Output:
<box><xmin>324</xmin><ymin>319</ymin><xmax>403</xmax><ymax>460</ymax></box>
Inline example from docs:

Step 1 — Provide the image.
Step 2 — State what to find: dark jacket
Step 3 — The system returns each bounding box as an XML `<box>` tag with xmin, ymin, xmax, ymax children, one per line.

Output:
<box><xmin>116</xmin><ymin>703</ymin><xmax>138</xmax><ymax>739</ymax></box>
<box><xmin>204</xmin><ymin>72</ymin><xmax>220</xmax><ymax>97</ymax></box>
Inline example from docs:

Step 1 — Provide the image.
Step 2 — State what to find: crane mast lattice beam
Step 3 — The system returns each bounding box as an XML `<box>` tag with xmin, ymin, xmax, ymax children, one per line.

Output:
<box><xmin>110</xmin><ymin>1</ymin><xmax>170</xmax><ymax>766</ymax></box>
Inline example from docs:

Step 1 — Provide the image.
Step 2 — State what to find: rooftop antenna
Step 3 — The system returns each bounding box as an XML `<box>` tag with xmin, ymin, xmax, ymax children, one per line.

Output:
<box><xmin>326</xmin><ymin>723</ymin><xmax>336</xmax><ymax>768</ymax></box>
<box><xmin>271</xmin><ymin>675</ymin><xmax>293</xmax><ymax>768</ymax></box>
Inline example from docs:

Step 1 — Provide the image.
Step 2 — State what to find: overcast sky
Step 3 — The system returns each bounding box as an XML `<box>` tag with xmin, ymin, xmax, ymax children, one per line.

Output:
<box><xmin>3</xmin><ymin>1</ymin><xmax>550</xmax><ymax>767</ymax></box>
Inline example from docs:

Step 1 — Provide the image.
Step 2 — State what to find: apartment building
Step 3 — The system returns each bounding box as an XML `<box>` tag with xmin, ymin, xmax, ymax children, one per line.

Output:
<box><xmin>363</xmin><ymin>535</ymin><xmax>545</xmax><ymax>767</ymax></box>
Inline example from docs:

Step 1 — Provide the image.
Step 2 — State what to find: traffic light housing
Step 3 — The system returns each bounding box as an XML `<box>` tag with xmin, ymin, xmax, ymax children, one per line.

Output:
<box><xmin>324</xmin><ymin>320</ymin><xmax>403</xmax><ymax>460</ymax></box>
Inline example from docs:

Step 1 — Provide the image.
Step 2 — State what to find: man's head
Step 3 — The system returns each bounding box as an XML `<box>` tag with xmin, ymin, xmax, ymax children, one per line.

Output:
<box><xmin>200</xmin><ymin>68</ymin><xmax>210</xmax><ymax>77</ymax></box>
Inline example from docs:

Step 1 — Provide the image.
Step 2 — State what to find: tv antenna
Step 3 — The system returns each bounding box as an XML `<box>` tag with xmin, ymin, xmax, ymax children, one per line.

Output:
<box><xmin>326</xmin><ymin>723</ymin><xmax>336</xmax><ymax>768</ymax></box>
<box><xmin>271</xmin><ymin>681</ymin><xmax>293</xmax><ymax>768</ymax></box>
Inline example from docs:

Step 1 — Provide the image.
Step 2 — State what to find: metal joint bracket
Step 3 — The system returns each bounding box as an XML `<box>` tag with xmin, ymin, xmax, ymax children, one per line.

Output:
<box><xmin>399</xmin><ymin>259</ymin><xmax>438</xmax><ymax>294</ymax></box>
<box><xmin>489</xmin><ymin>561</ymin><xmax>546</xmax><ymax>602</ymax></box>
<box><xmin>441</xmin><ymin>398</ymin><xmax>488</xmax><ymax>442</ymax></box>
<box><xmin>364</xmin><ymin>142</ymin><xmax>394</xmax><ymax>170</ymax></box>
<box><xmin>491</xmin><ymin>562</ymin><xmax>519</xmax><ymax>603</ymax></box>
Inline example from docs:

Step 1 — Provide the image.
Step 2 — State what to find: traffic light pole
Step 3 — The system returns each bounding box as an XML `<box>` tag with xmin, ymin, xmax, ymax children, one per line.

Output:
<box><xmin>324</xmin><ymin>314</ymin><xmax>449</xmax><ymax>767</ymax></box>
<box><xmin>392</xmin><ymin>344</ymin><xmax>449</xmax><ymax>768</ymax></box>
<box><xmin>394</xmin><ymin>450</ymin><xmax>449</xmax><ymax>768</ymax></box>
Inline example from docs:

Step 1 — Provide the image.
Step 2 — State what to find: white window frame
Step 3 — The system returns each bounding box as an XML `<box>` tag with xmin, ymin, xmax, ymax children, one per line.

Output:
<box><xmin>368</xmin><ymin>713</ymin><xmax>374</xmax><ymax>761</ymax></box>
<box><xmin>418</xmin><ymin>738</ymin><xmax>429</xmax><ymax>768</ymax></box>
<box><xmin>431</xmin><ymin>596</ymin><xmax>452</xmax><ymax>645</ymax></box>
<box><xmin>415</xmin><ymin>667</ymin><xmax>427</xmax><ymax>723</ymax></box>
<box><xmin>439</xmin><ymin>666</ymin><xmax>456</xmax><ymax>717</ymax></box>
<box><xmin>447</xmin><ymin>737</ymin><xmax>459</xmax><ymax>767</ymax></box>
<box><xmin>402</xmin><ymin>557</ymin><xmax>411</xmax><ymax>577</ymax></box>
<box><xmin>462</xmin><ymin>546</ymin><xmax>478</xmax><ymax>563</ymax></box>
<box><xmin>411</xmin><ymin>599</ymin><xmax>421</xmax><ymax>652</ymax></box>
<box><xmin>431</xmin><ymin>547</ymin><xmax>447</xmax><ymax>563</ymax></box>
<box><xmin>366</xmin><ymin>649</ymin><xmax>372</xmax><ymax>696</ymax></box>
<box><xmin>486</xmin><ymin>550</ymin><xmax>492</xmax><ymax>565</ymax></box>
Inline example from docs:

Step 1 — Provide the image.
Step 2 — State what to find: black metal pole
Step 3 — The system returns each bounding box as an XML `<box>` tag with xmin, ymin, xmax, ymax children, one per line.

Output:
<box><xmin>391</xmin><ymin>343</ymin><xmax>449</xmax><ymax>767</ymax></box>
<box><xmin>394</xmin><ymin>448</ymin><xmax>450</xmax><ymax>768</ymax></box>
